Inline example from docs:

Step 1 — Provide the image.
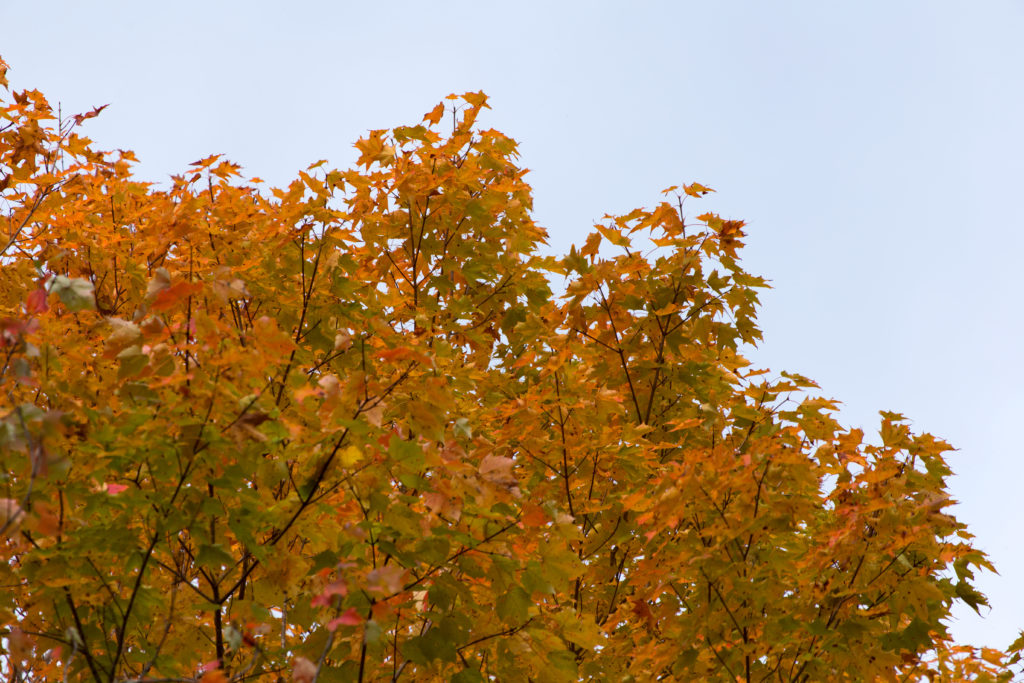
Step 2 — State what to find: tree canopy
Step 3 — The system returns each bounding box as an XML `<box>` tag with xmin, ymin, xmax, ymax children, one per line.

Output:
<box><xmin>1</xmin><ymin>57</ymin><xmax>1020</xmax><ymax>682</ymax></box>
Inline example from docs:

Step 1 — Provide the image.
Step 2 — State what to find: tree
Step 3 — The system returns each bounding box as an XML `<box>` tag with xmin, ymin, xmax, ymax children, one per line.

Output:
<box><xmin>0</xmin><ymin>56</ymin><xmax>1020</xmax><ymax>682</ymax></box>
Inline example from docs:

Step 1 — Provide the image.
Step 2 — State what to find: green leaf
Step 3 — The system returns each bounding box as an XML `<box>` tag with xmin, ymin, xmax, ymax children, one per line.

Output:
<box><xmin>454</xmin><ymin>417</ymin><xmax>472</xmax><ymax>439</ymax></box>
<box><xmin>364</xmin><ymin>619</ymin><xmax>383</xmax><ymax>645</ymax></box>
<box><xmin>415</xmin><ymin>536</ymin><xmax>450</xmax><ymax>566</ymax></box>
<box><xmin>196</xmin><ymin>544</ymin><xmax>234</xmax><ymax>571</ymax></box>
<box><xmin>116</xmin><ymin>346</ymin><xmax>148</xmax><ymax>379</ymax></box>
<box><xmin>880</xmin><ymin>617</ymin><xmax>933</xmax><ymax>653</ymax></box>
<box><xmin>673</xmin><ymin>648</ymin><xmax>699</xmax><ymax>673</ymax></box>
<box><xmin>451</xmin><ymin>669</ymin><xmax>484</xmax><ymax>683</ymax></box>
<box><xmin>405</xmin><ymin>621</ymin><xmax>458</xmax><ymax>664</ymax></box>
<box><xmin>388</xmin><ymin>437</ymin><xmax>423</xmax><ymax>468</ymax></box>
<box><xmin>310</xmin><ymin>550</ymin><xmax>339</xmax><ymax>573</ymax></box>
<box><xmin>496</xmin><ymin>585</ymin><xmax>531</xmax><ymax>624</ymax></box>
<box><xmin>50</xmin><ymin>275</ymin><xmax>95</xmax><ymax>311</ymax></box>
<box><xmin>955</xmin><ymin>579</ymin><xmax>989</xmax><ymax>614</ymax></box>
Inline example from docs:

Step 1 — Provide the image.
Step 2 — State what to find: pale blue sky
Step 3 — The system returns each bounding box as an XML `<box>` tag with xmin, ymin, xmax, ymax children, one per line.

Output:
<box><xmin>3</xmin><ymin>0</ymin><xmax>1022</xmax><ymax>649</ymax></box>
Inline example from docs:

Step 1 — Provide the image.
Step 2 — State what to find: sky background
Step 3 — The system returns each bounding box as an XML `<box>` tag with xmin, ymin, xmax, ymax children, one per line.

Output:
<box><xmin>3</xmin><ymin>0</ymin><xmax>1022</xmax><ymax>649</ymax></box>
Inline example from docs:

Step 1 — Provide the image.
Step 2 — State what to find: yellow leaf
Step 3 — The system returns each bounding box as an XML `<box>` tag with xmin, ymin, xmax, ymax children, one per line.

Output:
<box><xmin>340</xmin><ymin>445</ymin><xmax>363</xmax><ymax>467</ymax></box>
<box><xmin>462</xmin><ymin>91</ymin><xmax>489</xmax><ymax>108</ymax></box>
<box><xmin>104</xmin><ymin>318</ymin><xmax>141</xmax><ymax>357</ymax></box>
<box><xmin>651</xmin><ymin>303</ymin><xmax>681</xmax><ymax>316</ymax></box>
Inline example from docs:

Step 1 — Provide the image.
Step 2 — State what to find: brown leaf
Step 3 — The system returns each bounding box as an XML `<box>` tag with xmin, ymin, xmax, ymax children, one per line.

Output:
<box><xmin>292</xmin><ymin>656</ymin><xmax>316</xmax><ymax>683</ymax></box>
<box><xmin>479</xmin><ymin>453</ymin><xmax>517</xmax><ymax>489</ymax></box>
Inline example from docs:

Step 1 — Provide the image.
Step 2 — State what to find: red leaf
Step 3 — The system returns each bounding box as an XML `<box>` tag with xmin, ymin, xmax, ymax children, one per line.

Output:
<box><xmin>326</xmin><ymin>608</ymin><xmax>363</xmax><ymax>631</ymax></box>
<box><xmin>72</xmin><ymin>104</ymin><xmax>109</xmax><ymax>125</ymax></box>
<box><xmin>25</xmin><ymin>287</ymin><xmax>48</xmax><ymax>314</ymax></box>
<box><xmin>366</xmin><ymin>565</ymin><xmax>405</xmax><ymax>595</ymax></box>
<box><xmin>311</xmin><ymin>579</ymin><xmax>348</xmax><ymax>607</ymax></box>
<box><xmin>197</xmin><ymin>659</ymin><xmax>221</xmax><ymax>674</ymax></box>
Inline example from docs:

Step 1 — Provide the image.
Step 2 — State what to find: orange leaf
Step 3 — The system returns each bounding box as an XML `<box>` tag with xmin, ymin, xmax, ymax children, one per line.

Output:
<box><xmin>423</xmin><ymin>102</ymin><xmax>445</xmax><ymax>126</ymax></box>
<box><xmin>150</xmin><ymin>280</ymin><xmax>203</xmax><ymax>312</ymax></box>
<box><xmin>521</xmin><ymin>504</ymin><xmax>548</xmax><ymax>528</ymax></box>
<box><xmin>199</xmin><ymin>669</ymin><xmax>227</xmax><ymax>683</ymax></box>
<box><xmin>683</xmin><ymin>182</ymin><xmax>714</xmax><ymax>197</ymax></box>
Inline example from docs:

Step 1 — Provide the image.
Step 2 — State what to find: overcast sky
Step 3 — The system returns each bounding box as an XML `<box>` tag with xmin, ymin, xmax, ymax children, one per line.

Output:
<box><xmin>3</xmin><ymin>0</ymin><xmax>1022</xmax><ymax>649</ymax></box>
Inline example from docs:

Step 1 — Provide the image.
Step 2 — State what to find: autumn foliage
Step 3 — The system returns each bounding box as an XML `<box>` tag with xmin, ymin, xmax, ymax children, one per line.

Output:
<box><xmin>0</xmin><ymin>57</ymin><xmax>1020</xmax><ymax>681</ymax></box>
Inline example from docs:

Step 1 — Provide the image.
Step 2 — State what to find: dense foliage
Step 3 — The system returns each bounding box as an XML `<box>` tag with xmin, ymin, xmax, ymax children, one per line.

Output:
<box><xmin>1</xmin><ymin>57</ymin><xmax>1020</xmax><ymax>681</ymax></box>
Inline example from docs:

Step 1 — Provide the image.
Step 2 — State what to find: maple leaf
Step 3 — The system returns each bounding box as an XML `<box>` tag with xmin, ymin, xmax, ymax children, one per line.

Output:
<box><xmin>479</xmin><ymin>453</ymin><xmax>518</xmax><ymax>491</ymax></box>
<box><xmin>71</xmin><ymin>103</ymin><xmax>109</xmax><ymax>125</ymax></box>
<box><xmin>326</xmin><ymin>608</ymin><xmax>363</xmax><ymax>631</ymax></box>
<box><xmin>198</xmin><ymin>670</ymin><xmax>227</xmax><ymax>683</ymax></box>
<box><xmin>103</xmin><ymin>318</ymin><xmax>142</xmax><ymax>357</ymax></box>
<box><xmin>292</xmin><ymin>657</ymin><xmax>316</xmax><ymax>683</ymax></box>
<box><xmin>0</xmin><ymin>498</ymin><xmax>26</xmax><ymax>535</ymax></box>
<box><xmin>366</xmin><ymin>565</ymin><xmax>406</xmax><ymax>596</ymax></box>
<box><xmin>683</xmin><ymin>182</ymin><xmax>714</xmax><ymax>197</ymax></box>
<box><xmin>25</xmin><ymin>287</ymin><xmax>48</xmax><ymax>315</ymax></box>
<box><xmin>423</xmin><ymin>102</ymin><xmax>446</xmax><ymax>126</ymax></box>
